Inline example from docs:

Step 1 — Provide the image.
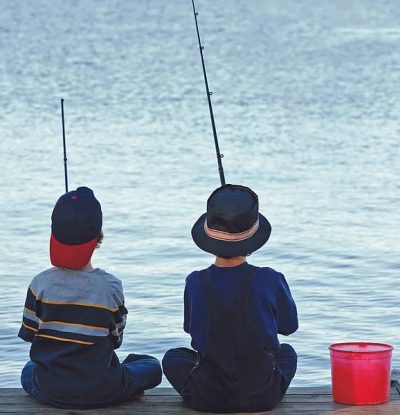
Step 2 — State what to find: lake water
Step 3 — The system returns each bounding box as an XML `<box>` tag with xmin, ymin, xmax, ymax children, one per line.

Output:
<box><xmin>0</xmin><ymin>0</ymin><xmax>399</xmax><ymax>388</ymax></box>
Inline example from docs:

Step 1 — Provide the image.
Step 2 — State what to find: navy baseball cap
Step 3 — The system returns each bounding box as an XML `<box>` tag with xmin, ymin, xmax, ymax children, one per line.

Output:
<box><xmin>50</xmin><ymin>186</ymin><xmax>102</xmax><ymax>269</ymax></box>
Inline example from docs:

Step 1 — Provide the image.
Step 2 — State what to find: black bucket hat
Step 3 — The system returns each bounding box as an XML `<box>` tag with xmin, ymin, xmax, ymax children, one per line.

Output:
<box><xmin>191</xmin><ymin>184</ymin><xmax>271</xmax><ymax>257</ymax></box>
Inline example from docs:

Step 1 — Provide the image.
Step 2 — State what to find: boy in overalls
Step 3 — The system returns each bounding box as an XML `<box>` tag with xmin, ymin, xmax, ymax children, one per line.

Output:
<box><xmin>163</xmin><ymin>184</ymin><xmax>298</xmax><ymax>412</ymax></box>
<box><xmin>18</xmin><ymin>187</ymin><xmax>161</xmax><ymax>408</ymax></box>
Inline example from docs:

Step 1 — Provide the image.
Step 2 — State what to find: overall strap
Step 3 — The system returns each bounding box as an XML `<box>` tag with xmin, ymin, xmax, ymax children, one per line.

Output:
<box><xmin>231</xmin><ymin>265</ymin><xmax>258</xmax><ymax>318</ymax></box>
<box><xmin>199</xmin><ymin>270</ymin><xmax>222</xmax><ymax>312</ymax></box>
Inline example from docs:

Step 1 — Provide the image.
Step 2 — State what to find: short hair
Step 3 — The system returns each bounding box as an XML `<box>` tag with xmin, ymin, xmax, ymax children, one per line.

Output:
<box><xmin>96</xmin><ymin>230</ymin><xmax>104</xmax><ymax>249</ymax></box>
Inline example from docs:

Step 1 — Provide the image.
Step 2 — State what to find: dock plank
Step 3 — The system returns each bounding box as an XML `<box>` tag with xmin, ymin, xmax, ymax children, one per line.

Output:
<box><xmin>0</xmin><ymin>387</ymin><xmax>398</xmax><ymax>414</ymax></box>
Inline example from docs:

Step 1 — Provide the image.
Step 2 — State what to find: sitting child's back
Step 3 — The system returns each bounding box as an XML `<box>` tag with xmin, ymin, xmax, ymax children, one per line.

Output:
<box><xmin>163</xmin><ymin>184</ymin><xmax>298</xmax><ymax>412</ymax></box>
<box><xmin>20</xmin><ymin>267</ymin><xmax>127</xmax><ymax>406</ymax></box>
<box><xmin>19</xmin><ymin>187</ymin><xmax>161</xmax><ymax>409</ymax></box>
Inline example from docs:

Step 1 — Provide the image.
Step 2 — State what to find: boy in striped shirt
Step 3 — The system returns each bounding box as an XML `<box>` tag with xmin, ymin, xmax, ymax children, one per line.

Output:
<box><xmin>18</xmin><ymin>186</ymin><xmax>161</xmax><ymax>408</ymax></box>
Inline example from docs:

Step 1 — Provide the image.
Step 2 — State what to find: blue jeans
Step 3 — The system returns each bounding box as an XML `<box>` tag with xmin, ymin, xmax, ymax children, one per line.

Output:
<box><xmin>21</xmin><ymin>361</ymin><xmax>46</xmax><ymax>404</ymax></box>
<box><xmin>117</xmin><ymin>353</ymin><xmax>162</xmax><ymax>402</ymax></box>
<box><xmin>21</xmin><ymin>354</ymin><xmax>161</xmax><ymax>408</ymax></box>
<box><xmin>163</xmin><ymin>343</ymin><xmax>297</xmax><ymax>396</ymax></box>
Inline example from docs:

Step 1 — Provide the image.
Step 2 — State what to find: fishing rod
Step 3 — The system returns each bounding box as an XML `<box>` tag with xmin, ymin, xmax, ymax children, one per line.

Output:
<box><xmin>60</xmin><ymin>98</ymin><xmax>69</xmax><ymax>193</ymax></box>
<box><xmin>191</xmin><ymin>0</ymin><xmax>226</xmax><ymax>186</ymax></box>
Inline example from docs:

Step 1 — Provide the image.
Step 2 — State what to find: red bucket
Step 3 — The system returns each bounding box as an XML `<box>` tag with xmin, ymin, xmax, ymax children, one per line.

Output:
<box><xmin>329</xmin><ymin>342</ymin><xmax>393</xmax><ymax>405</ymax></box>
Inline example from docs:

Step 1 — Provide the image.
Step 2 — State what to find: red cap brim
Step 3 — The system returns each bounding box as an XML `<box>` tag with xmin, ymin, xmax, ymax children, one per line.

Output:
<box><xmin>50</xmin><ymin>233</ymin><xmax>98</xmax><ymax>270</ymax></box>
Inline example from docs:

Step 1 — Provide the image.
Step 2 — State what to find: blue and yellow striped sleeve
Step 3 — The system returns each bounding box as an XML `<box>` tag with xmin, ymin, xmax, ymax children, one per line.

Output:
<box><xmin>18</xmin><ymin>286</ymin><xmax>39</xmax><ymax>342</ymax></box>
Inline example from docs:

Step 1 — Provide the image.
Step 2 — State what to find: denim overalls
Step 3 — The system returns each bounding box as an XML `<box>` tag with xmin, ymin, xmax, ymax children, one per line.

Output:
<box><xmin>183</xmin><ymin>269</ymin><xmax>288</xmax><ymax>412</ymax></box>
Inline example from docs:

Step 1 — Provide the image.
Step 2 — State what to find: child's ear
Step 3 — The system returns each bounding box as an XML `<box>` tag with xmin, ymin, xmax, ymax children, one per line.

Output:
<box><xmin>96</xmin><ymin>231</ymin><xmax>104</xmax><ymax>249</ymax></box>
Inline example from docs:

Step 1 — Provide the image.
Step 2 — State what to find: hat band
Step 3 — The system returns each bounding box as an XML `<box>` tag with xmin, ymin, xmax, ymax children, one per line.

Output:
<box><xmin>204</xmin><ymin>217</ymin><xmax>259</xmax><ymax>242</ymax></box>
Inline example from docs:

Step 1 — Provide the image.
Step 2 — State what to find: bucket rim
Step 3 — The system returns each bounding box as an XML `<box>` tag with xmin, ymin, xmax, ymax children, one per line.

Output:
<box><xmin>329</xmin><ymin>342</ymin><xmax>393</xmax><ymax>353</ymax></box>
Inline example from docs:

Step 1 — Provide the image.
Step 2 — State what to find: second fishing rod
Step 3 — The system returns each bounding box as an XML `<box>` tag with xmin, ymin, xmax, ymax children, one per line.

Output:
<box><xmin>61</xmin><ymin>98</ymin><xmax>69</xmax><ymax>193</ymax></box>
<box><xmin>191</xmin><ymin>0</ymin><xmax>226</xmax><ymax>186</ymax></box>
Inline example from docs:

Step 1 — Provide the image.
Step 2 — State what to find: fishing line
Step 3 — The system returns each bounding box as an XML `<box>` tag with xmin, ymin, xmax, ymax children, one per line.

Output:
<box><xmin>60</xmin><ymin>98</ymin><xmax>69</xmax><ymax>193</ymax></box>
<box><xmin>191</xmin><ymin>0</ymin><xmax>226</xmax><ymax>186</ymax></box>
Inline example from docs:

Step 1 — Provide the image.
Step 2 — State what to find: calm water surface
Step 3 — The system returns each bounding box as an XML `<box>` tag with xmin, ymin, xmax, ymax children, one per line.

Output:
<box><xmin>0</xmin><ymin>0</ymin><xmax>399</xmax><ymax>387</ymax></box>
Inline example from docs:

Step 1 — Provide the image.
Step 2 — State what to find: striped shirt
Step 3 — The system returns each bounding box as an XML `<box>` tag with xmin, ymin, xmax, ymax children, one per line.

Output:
<box><xmin>18</xmin><ymin>267</ymin><xmax>130</xmax><ymax>407</ymax></box>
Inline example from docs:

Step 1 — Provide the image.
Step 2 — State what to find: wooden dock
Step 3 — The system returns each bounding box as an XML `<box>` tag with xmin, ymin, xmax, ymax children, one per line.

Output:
<box><xmin>0</xmin><ymin>387</ymin><xmax>399</xmax><ymax>414</ymax></box>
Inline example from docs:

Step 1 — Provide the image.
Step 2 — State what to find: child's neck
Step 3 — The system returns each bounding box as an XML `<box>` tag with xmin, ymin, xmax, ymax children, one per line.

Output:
<box><xmin>214</xmin><ymin>256</ymin><xmax>246</xmax><ymax>267</ymax></box>
<box><xmin>82</xmin><ymin>261</ymin><xmax>94</xmax><ymax>271</ymax></box>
